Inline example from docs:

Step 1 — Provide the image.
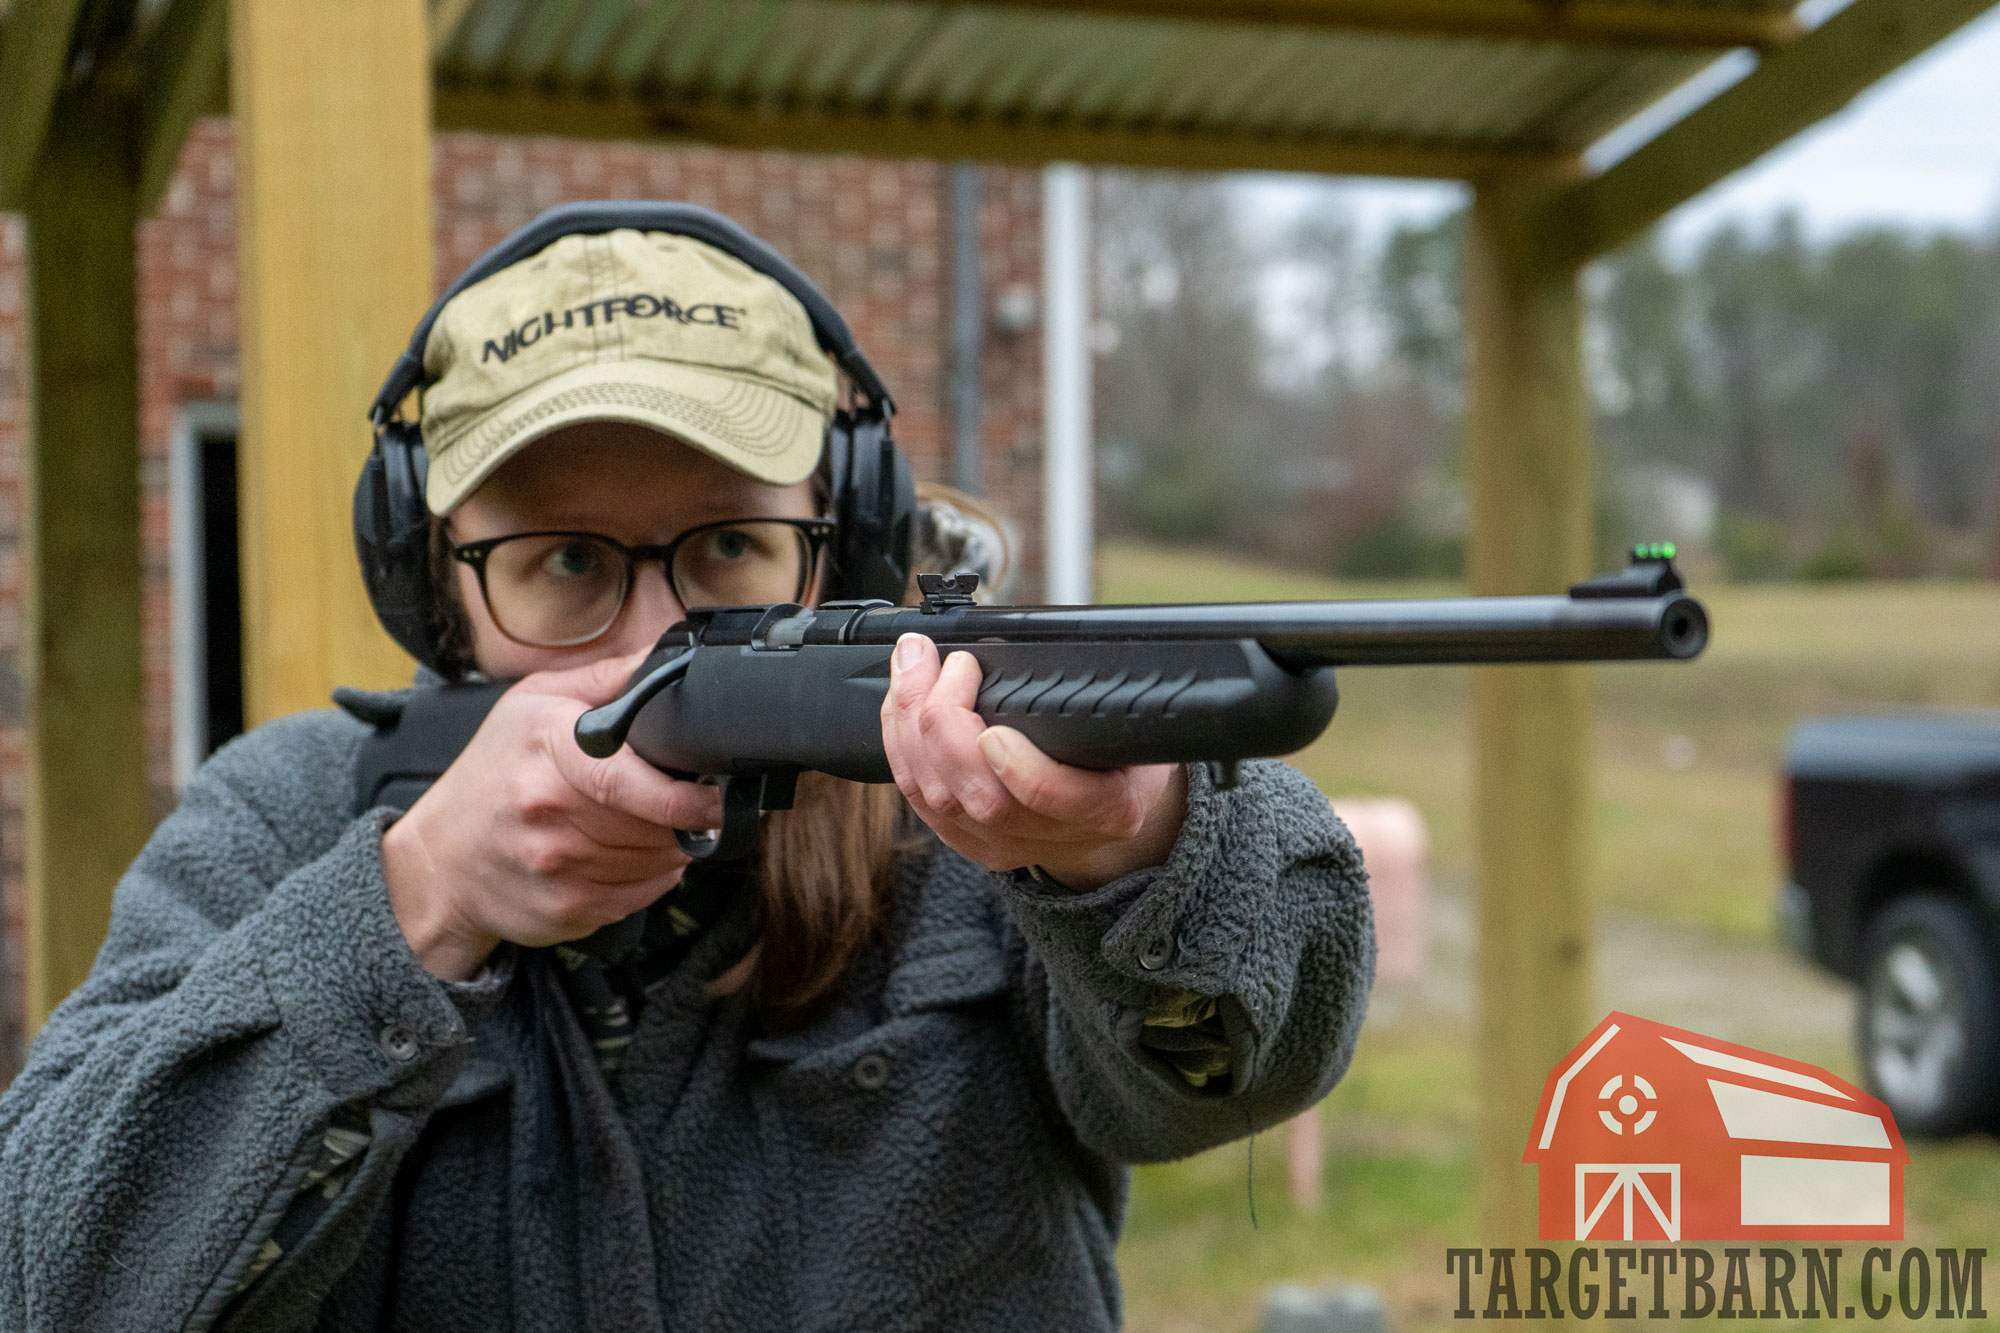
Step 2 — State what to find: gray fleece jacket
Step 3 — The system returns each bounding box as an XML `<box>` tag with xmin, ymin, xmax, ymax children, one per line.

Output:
<box><xmin>0</xmin><ymin>702</ymin><xmax>1373</xmax><ymax>1332</ymax></box>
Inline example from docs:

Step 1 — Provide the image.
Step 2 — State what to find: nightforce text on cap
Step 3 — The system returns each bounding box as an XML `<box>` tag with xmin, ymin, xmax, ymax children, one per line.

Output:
<box><xmin>418</xmin><ymin>228</ymin><xmax>837</xmax><ymax>514</ymax></box>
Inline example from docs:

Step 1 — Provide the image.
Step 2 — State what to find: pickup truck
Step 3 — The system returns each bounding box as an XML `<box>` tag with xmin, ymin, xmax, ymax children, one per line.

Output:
<box><xmin>1781</xmin><ymin>713</ymin><xmax>2000</xmax><ymax>1137</ymax></box>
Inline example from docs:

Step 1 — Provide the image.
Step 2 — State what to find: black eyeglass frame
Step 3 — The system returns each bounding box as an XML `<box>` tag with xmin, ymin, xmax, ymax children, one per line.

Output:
<box><xmin>451</xmin><ymin>517</ymin><xmax>838</xmax><ymax>648</ymax></box>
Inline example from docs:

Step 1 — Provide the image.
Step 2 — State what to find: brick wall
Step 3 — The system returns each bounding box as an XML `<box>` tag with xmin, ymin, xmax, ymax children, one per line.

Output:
<box><xmin>0</xmin><ymin>118</ymin><xmax>1045</xmax><ymax>1073</ymax></box>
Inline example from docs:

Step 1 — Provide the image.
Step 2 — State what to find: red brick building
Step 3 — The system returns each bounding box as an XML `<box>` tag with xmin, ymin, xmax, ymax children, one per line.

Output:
<box><xmin>0</xmin><ymin>119</ymin><xmax>1045</xmax><ymax>1072</ymax></box>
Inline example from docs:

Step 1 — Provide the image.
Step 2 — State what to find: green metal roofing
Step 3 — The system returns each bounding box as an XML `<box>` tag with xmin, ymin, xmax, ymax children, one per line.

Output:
<box><xmin>4</xmin><ymin>0</ymin><xmax>1994</xmax><ymax>254</ymax></box>
<box><xmin>427</xmin><ymin>0</ymin><xmax>1804</xmax><ymax>177</ymax></box>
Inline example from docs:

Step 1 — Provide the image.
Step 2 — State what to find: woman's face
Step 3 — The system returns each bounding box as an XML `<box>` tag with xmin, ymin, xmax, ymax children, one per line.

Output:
<box><xmin>448</xmin><ymin>420</ymin><xmax>819</xmax><ymax>679</ymax></box>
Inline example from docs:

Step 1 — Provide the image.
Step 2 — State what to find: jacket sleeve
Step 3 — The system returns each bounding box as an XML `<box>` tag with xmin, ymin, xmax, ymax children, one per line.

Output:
<box><xmin>993</xmin><ymin>759</ymin><xmax>1375</xmax><ymax>1164</ymax></box>
<box><xmin>0</xmin><ymin>711</ymin><xmax>507</xmax><ymax>1333</ymax></box>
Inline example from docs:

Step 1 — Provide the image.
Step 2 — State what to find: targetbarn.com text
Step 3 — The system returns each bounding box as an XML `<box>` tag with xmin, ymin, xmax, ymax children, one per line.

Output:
<box><xmin>1446</xmin><ymin>1246</ymin><xmax>1986</xmax><ymax>1320</ymax></box>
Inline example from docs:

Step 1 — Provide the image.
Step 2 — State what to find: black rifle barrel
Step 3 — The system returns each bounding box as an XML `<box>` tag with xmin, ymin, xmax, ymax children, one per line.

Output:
<box><xmin>828</xmin><ymin>590</ymin><xmax>1707</xmax><ymax>668</ymax></box>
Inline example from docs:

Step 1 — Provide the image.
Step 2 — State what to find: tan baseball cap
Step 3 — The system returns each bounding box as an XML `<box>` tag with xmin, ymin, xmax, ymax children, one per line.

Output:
<box><xmin>418</xmin><ymin>228</ymin><xmax>838</xmax><ymax>513</ymax></box>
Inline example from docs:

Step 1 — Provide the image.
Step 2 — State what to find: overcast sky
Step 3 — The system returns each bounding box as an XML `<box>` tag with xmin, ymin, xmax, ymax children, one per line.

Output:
<box><xmin>1231</xmin><ymin>4</ymin><xmax>2000</xmax><ymax>255</ymax></box>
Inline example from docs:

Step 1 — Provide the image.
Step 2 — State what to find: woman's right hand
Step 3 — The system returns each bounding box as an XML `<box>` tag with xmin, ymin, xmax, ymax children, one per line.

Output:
<box><xmin>381</xmin><ymin>651</ymin><xmax>725</xmax><ymax>981</ymax></box>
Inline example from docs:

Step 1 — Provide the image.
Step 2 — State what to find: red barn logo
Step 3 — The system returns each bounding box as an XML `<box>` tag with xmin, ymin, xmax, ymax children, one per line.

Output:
<box><xmin>1523</xmin><ymin>1013</ymin><xmax>1906</xmax><ymax>1242</ymax></box>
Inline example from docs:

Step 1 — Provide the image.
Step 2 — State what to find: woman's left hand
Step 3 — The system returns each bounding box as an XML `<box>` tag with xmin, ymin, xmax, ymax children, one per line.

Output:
<box><xmin>882</xmin><ymin>633</ymin><xmax>1187</xmax><ymax>891</ymax></box>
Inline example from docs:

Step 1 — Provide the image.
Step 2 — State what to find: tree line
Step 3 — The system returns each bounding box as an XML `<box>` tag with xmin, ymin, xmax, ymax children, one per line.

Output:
<box><xmin>1093</xmin><ymin>172</ymin><xmax>2000</xmax><ymax>580</ymax></box>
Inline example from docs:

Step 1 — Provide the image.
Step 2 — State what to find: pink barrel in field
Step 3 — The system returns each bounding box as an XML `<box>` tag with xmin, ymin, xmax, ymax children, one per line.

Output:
<box><xmin>1328</xmin><ymin>796</ymin><xmax>1429</xmax><ymax>984</ymax></box>
<box><xmin>1288</xmin><ymin>796</ymin><xmax>1431</xmax><ymax>1211</ymax></box>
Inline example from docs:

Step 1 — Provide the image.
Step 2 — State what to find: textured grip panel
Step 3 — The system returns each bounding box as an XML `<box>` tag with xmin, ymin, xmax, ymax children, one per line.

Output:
<box><xmin>979</xmin><ymin>668</ymin><xmax>1200</xmax><ymax>720</ymax></box>
<box><xmin>966</xmin><ymin>640</ymin><xmax>1338</xmax><ymax>770</ymax></box>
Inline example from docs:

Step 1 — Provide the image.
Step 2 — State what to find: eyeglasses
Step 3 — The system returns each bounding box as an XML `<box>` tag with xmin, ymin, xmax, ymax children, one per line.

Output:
<box><xmin>452</xmin><ymin>518</ymin><xmax>836</xmax><ymax>648</ymax></box>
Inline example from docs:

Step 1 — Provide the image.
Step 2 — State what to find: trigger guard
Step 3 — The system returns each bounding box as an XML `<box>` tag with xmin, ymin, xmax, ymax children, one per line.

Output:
<box><xmin>675</xmin><ymin>774</ymin><xmax>768</xmax><ymax>862</ymax></box>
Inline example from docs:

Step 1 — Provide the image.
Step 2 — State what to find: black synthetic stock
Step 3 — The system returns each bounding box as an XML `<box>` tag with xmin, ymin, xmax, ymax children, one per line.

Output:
<box><xmin>608</xmin><ymin>637</ymin><xmax>1342</xmax><ymax>785</ymax></box>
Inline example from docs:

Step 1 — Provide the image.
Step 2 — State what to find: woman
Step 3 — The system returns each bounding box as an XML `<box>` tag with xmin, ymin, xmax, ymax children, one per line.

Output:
<box><xmin>0</xmin><ymin>208</ymin><xmax>1374</xmax><ymax>1331</ymax></box>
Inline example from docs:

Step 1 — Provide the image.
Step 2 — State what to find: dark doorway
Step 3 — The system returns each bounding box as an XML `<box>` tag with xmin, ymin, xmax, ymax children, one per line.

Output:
<box><xmin>171</xmin><ymin>403</ymin><xmax>244</xmax><ymax>783</ymax></box>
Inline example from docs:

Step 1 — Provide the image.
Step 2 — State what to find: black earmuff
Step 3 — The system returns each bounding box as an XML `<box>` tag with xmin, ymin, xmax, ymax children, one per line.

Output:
<box><xmin>825</xmin><ymin>409</ymin><xmax>916</xmax><ymax>606</ymax></box>
<box><xmin>355</xmin><ymin>201</ymin><xmax>916</xmax><ymax>674</ymax></box>
<box><xmin>352</xmin><ymin>419</ymin><xmax>437</xmax><ymax>666</ymax></box>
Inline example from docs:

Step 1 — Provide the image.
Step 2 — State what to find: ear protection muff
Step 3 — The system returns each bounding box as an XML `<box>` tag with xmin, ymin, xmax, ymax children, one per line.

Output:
<box><xmin>352</xmin><ymin>419</ymin><xmax>439</xmax><ymax>666</ymax></box>
<box><xmin>825</xmin><ymin>408</ymin><xmax>916</xmax><ymax>606</ymax></box>
<box><xmin>355</xmin><ymin>201</ymin><xmax>917</xmax><ymax>674</ymax></box>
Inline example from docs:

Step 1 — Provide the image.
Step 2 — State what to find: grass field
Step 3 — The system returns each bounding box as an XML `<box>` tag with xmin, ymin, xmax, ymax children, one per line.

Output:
<box><xmin>1098</xmin><ymin>543</ymin><xmax>2000</xmax><ymax>1331</ymax></box>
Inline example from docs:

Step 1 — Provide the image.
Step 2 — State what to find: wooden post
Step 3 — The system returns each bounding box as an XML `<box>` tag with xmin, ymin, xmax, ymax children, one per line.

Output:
<box><xmin>19</xmin><ymin>89</ymin><xmax>156</xmax><ymax>1031</ymax></box>
<box><xmin>229</xmin><ymin>0</ymin><xmax>431</xmax><ymax>723</ymax></box>
<box><xmin>1463</xmin><ymin>179</ymin><xmax>1596</xmax><ymax>1243</ymax></box>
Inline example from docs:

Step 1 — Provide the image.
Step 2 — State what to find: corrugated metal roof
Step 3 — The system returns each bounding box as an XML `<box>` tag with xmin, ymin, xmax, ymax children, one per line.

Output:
<box><xmin>428</xmin><ymin>0</ymin><xmax>1805</xmax><ymax>177</ymax></box>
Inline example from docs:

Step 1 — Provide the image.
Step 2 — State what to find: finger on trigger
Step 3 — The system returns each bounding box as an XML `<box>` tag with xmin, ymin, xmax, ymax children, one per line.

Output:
<box><xmin>558</xmin><ymin>798</ymin><xmax>691</xmax><ymax>851</ymax></box>
<box><xmin>639</xmin><ymin>763</ymin><xmax>725</xmax><ymax>831</ymax></box>
<box><xmin>557</xmin><ymin>743</ymin><xmax>723</xmax><ymax>830</ymax></box>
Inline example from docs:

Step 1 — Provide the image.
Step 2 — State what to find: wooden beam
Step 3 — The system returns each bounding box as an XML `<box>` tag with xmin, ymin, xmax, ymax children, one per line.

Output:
<box><xmin>0</xmin><ymin>0</ymin><xmax>87</xmax><ymax>208</ymax></box>
<box><xmin>430</xmin><ymin>0</ymin><xmax>480</xmax><ymax>53</ymax></box>
<box><xmin>434</xmin><ymin>86</ymin><xmax>1577</xmax><ymax>183</ymax></box>
<box><xmin>1462</xmin><ymin>180</ymin><xmax>1595</xmax><ymax>1241</ymax></box>
<box><xmin>1547</xmin><ymin>0</ymin><xmax>2000</xmax><ymax>261</ymax></box>
<box><xmin>819</xmin><ymin>0</ymin><xmax>1800</xmax><ymax>49</ymax></box>
<box><xmin>20</xmin><ymin>85</ymin><xmax>155</xmax><ymax>1031</ymax></box>
<box><xmin>138</xmin><ymin>0</ymin><xmax>229</xmax><ymax>212</ymax></box>
<box><xmin>231</xmin><ymin>0</ymin><xmax>432</xmax><ymax>723</ymax></box>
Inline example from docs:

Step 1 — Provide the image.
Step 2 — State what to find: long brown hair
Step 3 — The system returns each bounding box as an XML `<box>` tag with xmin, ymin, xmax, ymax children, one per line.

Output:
<box><xmin>430</xmin><ymin>479</ymin><xmax>1010</xmax><ymax>1028</ymax></box>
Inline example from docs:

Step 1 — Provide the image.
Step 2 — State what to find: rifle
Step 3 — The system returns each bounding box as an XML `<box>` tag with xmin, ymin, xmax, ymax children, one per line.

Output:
<box><xmin>567</xmin><ymin>545</ymin><xmax>1708</xmax><ymax>861</ymax></box>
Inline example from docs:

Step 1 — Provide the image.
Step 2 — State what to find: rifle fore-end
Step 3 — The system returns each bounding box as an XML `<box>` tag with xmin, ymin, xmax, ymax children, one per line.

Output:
<box><xmin>618</xmin><ymin>637</ymin><xmax>1341</xmax><ymax>784</ymax></box>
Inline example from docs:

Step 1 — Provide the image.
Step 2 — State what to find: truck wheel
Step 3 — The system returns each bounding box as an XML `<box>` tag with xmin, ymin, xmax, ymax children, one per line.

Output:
<box><xmin>1857</xmin><ymin>894</ymin><xmax>2000</xmax><ymax>1138</ymax></box>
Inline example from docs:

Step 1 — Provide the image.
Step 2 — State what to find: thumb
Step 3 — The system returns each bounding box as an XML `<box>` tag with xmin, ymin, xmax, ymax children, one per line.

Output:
<box><xmin>521</xmin><ymin>647</ymin><xmax>654</xmax><ymax>708</ymax></box>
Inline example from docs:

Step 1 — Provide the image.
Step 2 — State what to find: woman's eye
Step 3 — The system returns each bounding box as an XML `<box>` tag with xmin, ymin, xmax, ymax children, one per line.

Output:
<box><xmin>712</xmin><ymin>529</ymin><xmax>753</xmax><ymax>559</ymax></box>
<box><xmin>542</xmin><ymin>541</ymin><xmax>604</xmax><ymax>578</ymax></box>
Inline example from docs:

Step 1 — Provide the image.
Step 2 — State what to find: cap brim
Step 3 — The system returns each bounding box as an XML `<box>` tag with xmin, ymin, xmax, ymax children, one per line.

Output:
<box><xmin>424</xmin><ymin>359</ymin><xmax>827</xmax><ymax>514</ymax></box>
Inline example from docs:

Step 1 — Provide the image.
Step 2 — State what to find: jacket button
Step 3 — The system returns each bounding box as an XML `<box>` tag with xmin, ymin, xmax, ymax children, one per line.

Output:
<box><xmin>851</xmin><ymin>1053</ymin><xmax>890</xmax><ymax>1090</ymax></box>
<box><xmin>379</xmin><ymin>1024</ymin><xmax>420</xmax><ymax>1063</ymax></box>
<box><xmin>1137</xmin><ymin>935</ymin><xmax>1174</xmax><ymax>971</ymax></box>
